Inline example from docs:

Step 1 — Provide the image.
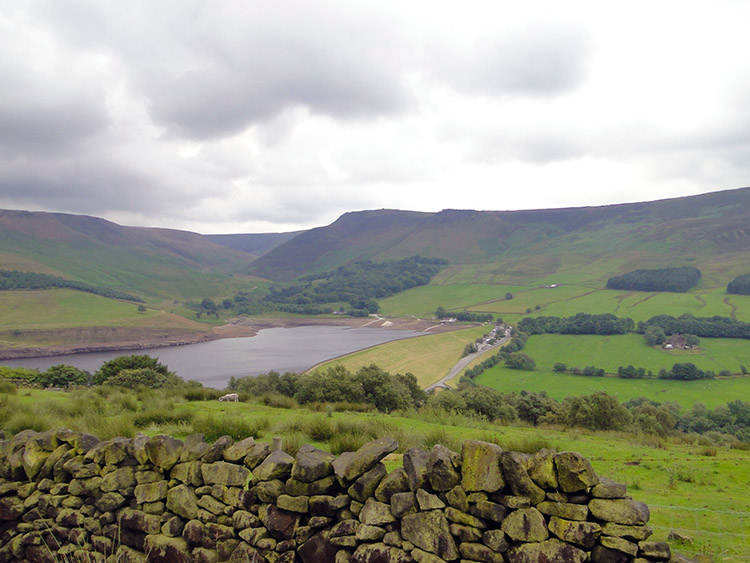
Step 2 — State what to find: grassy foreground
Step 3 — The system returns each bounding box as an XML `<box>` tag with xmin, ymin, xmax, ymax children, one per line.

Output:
<box><xmin>312</xmin><ymin>325</ymin><xmax>490</xmax><ymax>387</ymax></box>
<box><xmin>1</xmin><ymin>387</ymin><xmax>748</xmax><ymax>561</ymax></box>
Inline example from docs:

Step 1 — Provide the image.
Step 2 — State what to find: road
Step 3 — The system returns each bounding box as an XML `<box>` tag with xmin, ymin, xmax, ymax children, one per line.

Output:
<box><xmin>425</xmin><ymin>334</ymin><xmax>510</xmax><ymax>391</ymax></box>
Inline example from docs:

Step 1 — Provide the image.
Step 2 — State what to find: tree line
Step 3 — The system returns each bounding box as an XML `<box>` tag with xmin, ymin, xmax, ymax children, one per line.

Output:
<box><xmin>0</xmin><ymin>270</ymin><xmax>143</xmax><ymax>302</ymax></box>
<box><xmin>727</xmin><ymin>273</ymin><xmax>750</xmax><ymax>295</ymax></box>
<box><xmin>606</xmin><ymin>266</ymin><xmax>702</xmax><ymax>292</ymax></box>
<box><xmin>435</xmin><ymin>307</ymin><xmax>495</xmax><ymax>323</ymax></box>
<box><xmin>517</xmin><ymin>313</ymin><xmax>635</xmax><ymax>335</ymax></box>
<box><xmin>228</xmin><ymin>256</ymin><xmax>447</xmax><ymax>317</ymax></box>
<box><xmin>639</xmin><ymin>314</ymin><xmax>750</xmax><ymax>339</ymax></box>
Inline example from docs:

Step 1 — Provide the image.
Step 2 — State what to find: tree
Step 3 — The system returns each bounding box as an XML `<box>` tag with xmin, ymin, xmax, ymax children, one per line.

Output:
<box><xmin>504</xmin><ymin>352</ymin><xmax>536</xmax><ymax>371</ymax></box>
<box><xmin>39</xmin><ymin>365</ymin><xmax>89</xmax><ymax>388</ymax></box>
<box><xmin>105</xmin><ymin>368</ymin><xmax>167</xmax><ymax>389</ymax></box>
<box><xmin>137</xmin><ymin>304</ymin><xmax>147</xmax><ymax>314</ymax></box>
<box><xmin>505</xmin><ymin>292</ymin><xmax>513</xmax><ymax>300</ymax></box>
<box><xmin>643</xmin><ymin>326</ymin><xmax>666</xmax><ymax>346</ymax></box>
<box><xmin>94</xmin><ymin>355</ymin><xmax>173</xmax><ymax>385</ymax></box>
<box><xmin>553</xmin><ymin>363</ymin><xmax>568</xmax><ymax>372</ymax></box>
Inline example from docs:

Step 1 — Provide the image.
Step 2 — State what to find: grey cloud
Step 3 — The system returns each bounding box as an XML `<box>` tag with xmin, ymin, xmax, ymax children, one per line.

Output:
<box><xmin>429</xmin><ymin>24</ymin><xmax>591</xmax><ymax>97</ymax></box>
<box><xmin>35</xmin><ymin>1</ymin><xmax>415</xmax><ymax>140</ymax></box>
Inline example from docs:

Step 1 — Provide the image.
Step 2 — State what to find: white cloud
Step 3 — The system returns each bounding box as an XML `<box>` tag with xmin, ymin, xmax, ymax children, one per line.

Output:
<box><xmin>0</xmin><ymin>0</ymin><xmax>747</xmax><ymax>233</ymax></box>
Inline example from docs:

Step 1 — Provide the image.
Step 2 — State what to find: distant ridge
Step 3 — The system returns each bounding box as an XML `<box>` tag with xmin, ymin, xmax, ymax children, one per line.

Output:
<box><xmin>248</xmin><ymin>187</ymin><xmax>750</xmax><ymax>281</ymax></box>
<box><xmin>206</xmin><ymin>231</ymin><xmax>302</xmax><ymax>256</ymax></box>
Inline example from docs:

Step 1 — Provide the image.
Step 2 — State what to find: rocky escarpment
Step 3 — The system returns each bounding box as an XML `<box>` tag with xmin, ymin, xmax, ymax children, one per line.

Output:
<box><xmin>0</xmin><ymin>429</ymin><xmax>672</xmax><ymax>562</ymax></box>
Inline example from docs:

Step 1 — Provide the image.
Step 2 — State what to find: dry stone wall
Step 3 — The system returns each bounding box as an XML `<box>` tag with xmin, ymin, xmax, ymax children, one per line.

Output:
<box><xmin>0</xmin><ymin>429</ymin><xmax>673</xmax><ymax>563</ymax></box>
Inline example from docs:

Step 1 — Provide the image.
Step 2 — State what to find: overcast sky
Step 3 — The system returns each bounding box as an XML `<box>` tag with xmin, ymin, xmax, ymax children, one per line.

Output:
<box><xmin>1</xmin><ymin>1</ymin><xmax>748</xmax><ymax>234</ymax></box>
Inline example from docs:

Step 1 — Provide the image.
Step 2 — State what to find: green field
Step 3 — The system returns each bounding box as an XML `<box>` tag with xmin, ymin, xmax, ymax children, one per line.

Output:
<box><xmin>474</xmin><ymin>334</ymin><xmax>750</xmax><ymax>408</ymax></box>
<box><xmin>312</xmin><ymin>325</ymin><xmax>490</xmax><ymax>387</ymax></box>
<box><xmin>2</xmin><ymin>387</ymin><xmax>748</xmax><ymax>560</ymax></box>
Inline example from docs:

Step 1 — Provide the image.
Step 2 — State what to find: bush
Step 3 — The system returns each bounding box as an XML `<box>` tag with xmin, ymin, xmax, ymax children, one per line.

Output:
<box><xmin>552</xmin><ymin>363</ymin><xmax>567</xmax><ymax>372</ymax></box>
<box><xmin>192</xmin><ymin>414</ymin><xmax>270</xmax><ymax>442</ymax></box>
<box><xmin>94</xmin><ymin>355</ymin><xmax>177</xmax><ymax>386</ymax></box>
<box><xmin>0</xmin><ymin>380</ymin><xmax>17</xmax><ymax>394</ymax></box>
<box><xmin>505</xmin><ymin>352</ymin><xmax>536</xmax><ymax>371</ymax></box>
<box><xmin>260</xmin><ymin>393</ymin><xmax>299</xmax><ymax>409</ymax></box>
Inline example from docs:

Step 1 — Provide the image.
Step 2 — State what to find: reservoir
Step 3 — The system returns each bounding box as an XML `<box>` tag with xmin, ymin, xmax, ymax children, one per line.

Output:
<box><xmin>0</xmin><ymin>326</ymin><xmax>423</xmax><ymax>389</ymax></box>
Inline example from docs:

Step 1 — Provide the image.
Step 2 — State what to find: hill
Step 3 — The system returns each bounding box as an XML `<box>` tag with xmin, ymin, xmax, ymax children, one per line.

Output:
<box><xmin>206</xmin><ymin>231</ymin><xmax>301</xmax><ymax>256</ymax></box>
<box><xmin>250</xmin><ymin>187</ymin><xmax>750</xmax><ymax>284</ymax></box>
<box><xmin>0</xmin><ymin>209</ymin><xmax>256</xmax><ymax>302</ymax></box>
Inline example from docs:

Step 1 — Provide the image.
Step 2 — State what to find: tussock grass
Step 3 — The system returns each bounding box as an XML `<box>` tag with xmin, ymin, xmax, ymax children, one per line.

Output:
<box><xmin>193</xmin><ymin>414</ymin><xmax>270</xmax><ymax>442</ymax></box>
<box><xmin>0</xmin><ymin>380</ymin><xmax>17</xmax><ymax>394</ymax></box>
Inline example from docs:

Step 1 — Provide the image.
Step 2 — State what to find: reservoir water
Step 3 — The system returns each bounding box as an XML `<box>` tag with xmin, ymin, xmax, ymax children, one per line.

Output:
<box><xmin>1</xmin><ymin>326</ymin><xmax>423</xmax><ymax>389</ymax></box>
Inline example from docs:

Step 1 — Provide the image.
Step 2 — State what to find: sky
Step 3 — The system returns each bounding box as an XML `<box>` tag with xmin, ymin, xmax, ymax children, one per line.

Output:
<box><xmin>0</xmin><ymin>1</ymin><xmax>748</xmax><ymax>234</ymax></box>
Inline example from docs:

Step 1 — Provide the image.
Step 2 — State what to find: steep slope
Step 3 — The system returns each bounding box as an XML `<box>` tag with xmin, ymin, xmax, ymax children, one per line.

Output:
<box><xmin>249</xmin><ymin>188</ymin><xmax>750</xmax><ymax>283</ymax></box>
<box><xmin>206</xmin><ymin>231</ymin><xmax>302</xmax><ymax>256</ymax></box>
<box><xmin>0</xmin><ymin>209</ymin><xmax>254</xmax><ymax>302</ymax></box>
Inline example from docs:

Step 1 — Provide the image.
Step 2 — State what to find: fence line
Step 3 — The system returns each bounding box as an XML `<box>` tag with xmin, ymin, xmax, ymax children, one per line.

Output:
<box><xmin>649</xmin><ymin>503</ymin><xmax>750</xmax><ymax>516</ymax></box>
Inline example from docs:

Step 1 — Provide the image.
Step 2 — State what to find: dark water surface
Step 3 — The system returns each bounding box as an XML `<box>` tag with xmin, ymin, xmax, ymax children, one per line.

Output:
<box><xmin>1</xmin><ymin>326</ymin><xmax>423</xmax><ymax>389</ymax></box>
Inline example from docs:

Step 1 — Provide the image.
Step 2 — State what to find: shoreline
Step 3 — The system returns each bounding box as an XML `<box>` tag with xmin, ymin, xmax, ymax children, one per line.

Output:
<box><xmin>0</xmin><ymin>315</ymin><xmax>462</xmax><ymax>361</ymax></box>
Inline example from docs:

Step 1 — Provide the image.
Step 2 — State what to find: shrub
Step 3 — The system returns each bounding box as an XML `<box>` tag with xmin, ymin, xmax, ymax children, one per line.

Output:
<box><xmin>505</xmin><ymin>352</ymin><xmax>536</xmax><ymax>371</ymax></box>
<box><xmin>182</xmin><ymin>387</ymin><xmax>223</xmax><ymax>401</ymax></box>
<box><xmin>306</xmin><ymin>416</ymin><xmax>336</xmax><ymax>442</ymax></box>
<box><xmin>192</xmin><ymin>414</ymin><xmax>270</xmax><ymax>442</ymax></box>
<box><xmin>260</xmin><ymin>393</ymin><xmax>298</xmax><ymax>409</ymax></box>
<box><xmin>552</xmin><ymin>363</ymin><xmax>567</xmax><ymax>372</ymax></box>
<box><xmin>0</xmin><ymin>380</ymin><xmax>17</xmax><ymax>394</ymax></box>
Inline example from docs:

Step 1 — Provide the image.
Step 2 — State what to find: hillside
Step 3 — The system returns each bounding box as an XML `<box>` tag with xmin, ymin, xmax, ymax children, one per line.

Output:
<box><xmin>0</xmin><ymin>209</ymin><xmax>256</xmax><ymax>302</ymax></box>
<box><xmin>249</xmin><ymin>187</ymin><xmax>750</xmax><ymax>284</ymax></box>
<box><xmin>206</xmin><ymin>231</ymin><xmax>301</xmax><ymax>255</ymax></box>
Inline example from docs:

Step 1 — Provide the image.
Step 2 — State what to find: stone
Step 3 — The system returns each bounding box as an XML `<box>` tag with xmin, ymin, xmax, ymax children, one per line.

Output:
<box><xmin>600</xmin><ymin>535</ymin><xmax>638</xmax><ymax>556</ymax></box>
<box><xmin>601</xmin><ymin>523</ymin><xmax>653</xmax><ymax>541</ymax></box>
<box><xmin>143</xmin><ymin>534</ymin><xmax>191</xmax><ymax>563</ymax></box>
<box><xmin>21</xmin><ymin>439</ymin><xmax>50</xmax><ymax>480</ymax></box>
<box><xmin>292</xmin><ymin>445</ymin><xmax>336</xmax><ymax>483</ymax></box>
<box><xmin>162</xmin><ymin>515</ymin><xmax>185</xmax><ymax>537</ymax></box>
<box><xmin>145</xmin><ymin>435</ymin><xmax>183</xmax><ymax>470</ymax></box>
<box><xmin>277</xmin><ymin>494</ymin><xmax>309</xmax><ymax>513</ymax></box>
<box><xmin>166</xmin><ymin>484</ymin><xmax>201</xmax><ymax>519</ymax></box>
<box><xmin>417</xmin><ymin>488</ymin><xmax>445</xmax><ymax>510</ymax></box>
<box><xmin>450</xmin><ymin>523</ymin><xmax>483</xmax><ymax>542</ymax></box>
<box><xmin>548</xmin><ymin>516</ymin><xmax>602</xmax><ymax>549</ymax></box>
<box><xmin>348</xmin><ymin>462</ymin><xmax>387</xmax><ymax>502</ymax></box>
<box><xmin>501</xmin><ymin>508</ymin><xmax>548</xmax><ymax>543</ymax></box>
<box><xmin>192</xmin><ymin>547</ymin><xmax>219</xmax><ymax>563</ymax></box>
<box><xmin>201</xmin><ymin>461</ymin><xmax>251</xmax><ymax>487</ymax></box>
<box><xmin>134</xmin><ymin>480</ymin><xmax>169</xmax><ymax>504</ymax></box>
<box><xmin>445</xmin><ymin>485</ymin><xmax>469</xmax><ymax>512</ymax></box>
<box><xmin>299</xmin><ymin>531</ymin><xmax>337</xmax><ymax>563</ymax></box>
<box><xmin>95</xmin><ymin>491</ymin><xmax>127</xmax><ymax>512</ymax></box>
<box><xmin>178</xmin><ymin>434</ymin><xmax>209</xmax><ymax>462</ymax></box>
<box><xmin>554</xmin><ymin>452</ymin><xmax>598</xmax><ymax>493</ymax></box>
<box><xmin>402</xmin><ymin>448</ymin><xmax>430</xmax><ymax>491</ymax></box>
<box><xmin>255</xmin><ymin>479</ymin><xmax>286</xmax><ymax>502</ymax></box>
<box><xmin>590</xmin><ymin>545</ymin><xmax>629</xmax><ymax>563</ymax></box>
<box><xmin>445</xmin><ymin>506</ymin><xmax>486</xmax><ymax>529</ymax></box>
<box><xmin>259</xmin><ymin>504</ymin><xmax>300</xmax><ymax>540</ymax></box>
<box><xmin>401</xmin><ymin>510</ymin><xmax>459</xmax><ymax>560</ymax></box>
<box><xmin>461</xmin><ymin>441</ymin><xmax>504</xmax><ymax>493</ymax></box>
<box><xmin>537</xmin><ymin>500</ymin><xmax>588</xmax><ymax>521</ymax></box>
<box><xmin>390</xmin><ymin>491</ymin><xmax>417</xmax><ymax>518</ymax></box>
<box><xmin>198</xmin><ymin>494</ymin><xmax>227</xmax><ymax>515</ymax></box>
<box><xmin>356</xmin><ymin>524</ymin><xmax>386</xmax><ymax>541</ymax></box>
<box><xmin>427</xmin><ymin>444</ymin><xmax>461</xmax><ymax>492</ymax></box>
<box><xmin>499</xmin><ymin>451</ymin><xmax>545</xmax><ymax>505</ymax></box>
<box><xmin>592</xmin><ymin>477</ymin><xmax>627</xmax><ymax>499</ymax></box>
<box><xmin>526</xmin><ymin>448</ymin><xmax>558</xmax><ymax>490</ymax></box>
<box><xmin>342</xmin><ymin>438</ymin><xmax>398</xmax><ymax>482</ymax></box>
<box><xmin>459</xmin><ymin>542</ymin><xmax>505</xmax><ymax>563</ymax></box>
<box><xmin>589</xmin><ymin>499</ymin><xmax>650</xmax><ymax>526</ymax></box>
<box><xmin>285</xmin><ymin>475</ymin><xmax>337</xmax><ymax>496</ymax></box>
<box><xmin>223</xmin><ymin>437</ymin><xmax>256</xmax><ymax>463</ymax></box>
<box><xmin>253</xmin><ymin>450</ymin><xmax>295</xmax><ymax>482</ymax></box>
<box><xmin>118</xmin><ymin>508</ymin><xmax>161</xmax><ymax>534</ymax></box>
<box><xmin>171</xmin><ymin>461</ymin><xmax>204</xmax><ymax>487</ymax></box>
<box><xmin>375</xmin><ymin>467</ymin><xmax>410</xmax><ymax>503</ymax></box>
<box><xmin>411</xmin><ymin>548</ymin><xmax>448</xmax><ymax>563</ymax></box>
<box><xmin>638</xmin><ymin>540</ymin><xmax>671</xmax><ymax>560</ymax></box>
<box><xmin>309</xmin><ymin>494</ymin><xmax>349</xmax><ymax>517</ymax></box>
<box><xmin>201</xmin><ymin>436</ymin><xmax>234</xmax><ymax>463</ymax></box>
<box><xmin>470</xmin><ymin>500</ymin><xmax>508</xmax><ymax>523</ymax></box>
<box><xmin>351</xmin><ymin>543</ymin><xmax>411</xmax><ymax>563</ymax></box>
<box><xmin>244</xmin><ymin>442</ymin><xmax>272</xmax><ymax>469</ymax></box>
<box><xmin>483</xmin><ymin>529</ymin><xmax>509</xmax><ymax>552</ymax></box>
<box><xmin>507</xmin><ymin>538</ymin><xmax>587</xmax><ymax>563</ymax></box>
<box><xmin>359</xmin><ymin>498</ymin><xmax>396</xmax><ymax>526</ymax></box>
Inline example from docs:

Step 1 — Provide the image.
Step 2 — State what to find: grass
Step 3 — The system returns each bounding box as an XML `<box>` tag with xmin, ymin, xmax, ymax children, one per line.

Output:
<box><xmin>312</xmin><ymin>325</ymin><xmax>491</xmax><ymax>387</ymax></box>
<box><xmin>474</xmin><ymin>335</ymin><xmax>750</xmax><ymax>409</ymax></box>
<box><xmin>2</xmin><ymin>386</ymin><xmax>749</xmax><ymax>560</ymax></box>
